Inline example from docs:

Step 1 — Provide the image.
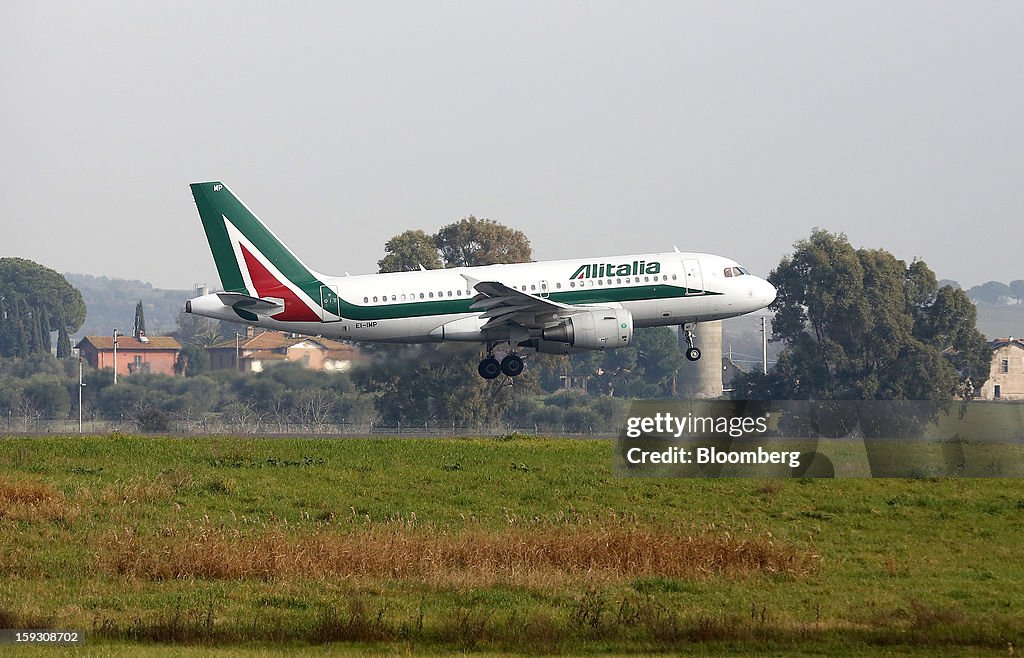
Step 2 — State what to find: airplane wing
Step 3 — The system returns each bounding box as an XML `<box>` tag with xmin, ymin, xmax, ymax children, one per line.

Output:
<box><xmin>462</xmin><ymin>274</ymin><xmax>602</xmax><ymax>331</ymax></box>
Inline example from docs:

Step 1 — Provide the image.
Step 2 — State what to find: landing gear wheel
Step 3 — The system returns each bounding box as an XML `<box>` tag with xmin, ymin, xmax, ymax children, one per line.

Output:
<box><xmin>500</xmin><ymin>353</ymin><xmax>524</xmax><ymax>377</ymax></box>
<box><xmin>478</xmin><ymin>357</ymin><xmax>501</xmax><ymax>379</ymax></box>
<box><xmin>682</xmin><ymin>323</ymin><xmax>700</xmax><ymax>361</ymax></box>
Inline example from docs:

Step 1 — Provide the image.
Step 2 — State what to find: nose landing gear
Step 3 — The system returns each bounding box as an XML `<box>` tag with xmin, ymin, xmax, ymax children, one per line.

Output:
<box><xmin>683</xmin><ymin>323</ymin><xmax>701</xmax><ymax>361</ymax></box>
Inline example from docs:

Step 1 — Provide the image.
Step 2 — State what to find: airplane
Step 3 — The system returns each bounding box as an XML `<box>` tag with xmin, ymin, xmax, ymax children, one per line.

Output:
<box><xmin>185</xmin><ymin>182</ymin><xmax>777</xmax><ymax>379</ymax></box>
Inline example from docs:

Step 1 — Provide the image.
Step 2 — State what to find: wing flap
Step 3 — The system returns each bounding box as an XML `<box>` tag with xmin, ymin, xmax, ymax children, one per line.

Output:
<box><xmin>461</xmin><ymin>273</ymin><xmax>613</xmax><ymax>332</ymax></box>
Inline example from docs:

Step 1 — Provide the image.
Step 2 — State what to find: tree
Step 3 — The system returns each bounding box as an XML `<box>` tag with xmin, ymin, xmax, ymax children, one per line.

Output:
<box><xmin>737</xmin><ymin>229</ymin><xmax>989</xmax><ymax>403</ymax></box>
<box><xmin>1009</xmin><ymin>280</ymin><xmax>1024</xmax><ymax>304</ymax></box>
<box><xmin>566</xmin><ymin>327</ymin><xmax>685</xmax><ymax>398</ymax></box>
<box><xmin>353</xmin><ymin>344</ymin><xmax>534</xmax><ymax>426</ymax></box>
<box><xmin>0</xmin><ymin>257</ymin><xmax>87</xmax><ymax>352</ymax></box>
<box><xmin>134</xmin><ymin>300</ymin><xmax>146</xmax><ymax>336</ymax></box>
<box><xmin>24</xmin><ymin>375</ymin><xmax>70</xmax><ymax>419</ymax></box>
<box><xmin>378</xmin><ymin>230</ymin><xmax>443</xmax><ymax>273</ymax></box>
<box><xmin>56</xmin><ymin>323</ymin><xmax>72</xmax><ymax>359</ymax></box>
<box><xmin>966</xmin><ymin>280</ymin><xmax>1011</xmax><ymax>305</ymax></box>
<box><xmin>136</xmin><ymin>406</ymin><xmax>171</xmax><ymax>432</ymax></box>
<box><xmin>629</xmin><ymin>327</ymin><xmax>687</xmax><ymax>396</ymax></box>
<box><xmin>172</xmin><ymin>311</ymin><xmax>221</xmax><ymax>375</ymax></box>
<box><xmin>175</xmin><ymin>344</ymin><xmax>210</xmax><ymax>376</ymax></box>
<box><xmin>12</xmin><ymin>298</ymin><xmax>29</xmax><ymax>358</ymax></box>
<box><xmin>292</xmin><ymin>388</ymin><xmax>337</xmax><ymax>433</ymax></box>
<box><xmin>435</xmin><ymin>216</ymin><xmax>532</xmax><ymax>267</ymax></box>
<box><xmin>28</xmin><ymin>303</ymin><xmax>44</xmax><ymax>354</ymax></box>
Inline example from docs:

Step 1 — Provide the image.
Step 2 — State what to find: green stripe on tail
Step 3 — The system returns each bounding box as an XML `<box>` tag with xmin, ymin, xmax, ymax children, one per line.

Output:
<box><xmin>189</xmin><ymin>182</ymin><xmax>325</xmax><ymax>298</ymax></box>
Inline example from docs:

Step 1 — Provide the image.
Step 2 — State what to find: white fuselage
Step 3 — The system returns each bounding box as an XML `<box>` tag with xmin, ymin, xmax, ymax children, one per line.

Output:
<box><xmin>188</xmin><ymin>251</ymin><xmax>776</xmax><ymax>346</ymax></box>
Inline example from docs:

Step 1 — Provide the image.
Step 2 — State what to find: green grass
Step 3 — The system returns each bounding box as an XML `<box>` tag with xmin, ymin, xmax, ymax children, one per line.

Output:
<box><xmin>0</xmin><ymin>434</ymin><xmax>1021</xmax><ymax>655</ymax></box>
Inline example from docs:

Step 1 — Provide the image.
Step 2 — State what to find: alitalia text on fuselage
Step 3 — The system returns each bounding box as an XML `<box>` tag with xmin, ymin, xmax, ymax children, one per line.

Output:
<box><xmin>571</xmin><ymin>260</ymin><xmax>661</xmax><ymax>279</ymax></box>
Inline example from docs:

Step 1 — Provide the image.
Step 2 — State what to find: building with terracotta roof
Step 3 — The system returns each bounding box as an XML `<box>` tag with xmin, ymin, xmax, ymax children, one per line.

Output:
<box><xmin>207</xmin><ymin>330</ymin><xmax>366</xmax><ymax>373</ymax></box>
<box><xmin>978</xmin><ymin>338</ymin><xmax>1024</xmax><ymax>400</ymax></box>
<box><xmin>76</xmin><ymin>332</ymin><xmax>182</xmax><ymax>377</ymax></box>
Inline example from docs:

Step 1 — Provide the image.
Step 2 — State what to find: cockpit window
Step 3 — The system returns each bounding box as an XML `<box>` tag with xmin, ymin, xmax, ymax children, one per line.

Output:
<box><xmin>724</xmin><ymin>268</ymin><xmax>733</xmax><ymax>278</ymax></box>
<box><xmin>724</xmin><ymin>266</ymin><xmax>750</xmax><ymax>277</ymax></box>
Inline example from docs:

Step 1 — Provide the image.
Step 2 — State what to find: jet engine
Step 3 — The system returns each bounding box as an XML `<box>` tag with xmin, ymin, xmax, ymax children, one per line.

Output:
<box><xmin>537</xmin><ymin>308</ymin><xmax>633</xmax><ymax>352</ymax></box>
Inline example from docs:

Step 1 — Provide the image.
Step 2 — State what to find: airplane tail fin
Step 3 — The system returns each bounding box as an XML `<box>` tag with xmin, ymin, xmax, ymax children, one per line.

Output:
<box><xmin>189</xmin><ymin>182</ymin><xmax>326</xmax><ymax>322</ymax></box>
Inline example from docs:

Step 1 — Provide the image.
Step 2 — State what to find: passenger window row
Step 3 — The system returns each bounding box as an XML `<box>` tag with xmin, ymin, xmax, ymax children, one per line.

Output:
<box><xmin>360</xmin><ymin>273</ymin><xmax>679</xmax><ymax>304</ymax></box>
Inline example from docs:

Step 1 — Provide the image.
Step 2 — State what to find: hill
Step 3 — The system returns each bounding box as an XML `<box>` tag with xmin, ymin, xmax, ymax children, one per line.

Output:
<box><xmin>975</xmin><ymin>303</ymin><xmax>1024</xmax><ymax>340</ymax></box>
<box><xmin>63</xmin><ymin>273</ymin><xmax>192</xmax><ymax>340</ymax></box>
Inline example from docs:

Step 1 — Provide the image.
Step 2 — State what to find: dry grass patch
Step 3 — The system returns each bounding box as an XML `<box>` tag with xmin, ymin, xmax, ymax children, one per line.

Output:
<box><xmin>95</xmin><ymin>519</ymin><xmax>817</xmax><ymax>585</ymax></box>
<box><xmin>0</xmin><ymin>479</ymin><xmax>77</xmax><ymax>524</ymax></box>
<box><xmin>98</xmin><ymin>478</ymin><xmax>177</xmax><ymax>506</ymax></box>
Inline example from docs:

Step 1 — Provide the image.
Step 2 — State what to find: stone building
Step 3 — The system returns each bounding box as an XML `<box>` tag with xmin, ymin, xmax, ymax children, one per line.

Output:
<box><xmin>978</xmin><ymin>338</ymin><xmax>1024</xmax><ymax>400</ymax></box>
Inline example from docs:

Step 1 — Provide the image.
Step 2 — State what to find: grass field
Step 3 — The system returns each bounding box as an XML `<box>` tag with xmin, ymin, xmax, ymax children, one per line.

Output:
<box><xmin>0</xmin><ymin>434</ymin><xmax>1021</xmax><ymax>655</ymax></box>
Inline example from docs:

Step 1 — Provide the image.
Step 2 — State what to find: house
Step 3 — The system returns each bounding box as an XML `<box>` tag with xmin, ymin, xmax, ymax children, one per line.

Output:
<box><xmin>76</xmin><ymin>329</ymin><xmax>181</xmax><ymax>377</ymax></box>
<box><xmin>206</xmin><ymin>330</ymin><xmax>366</xmax><ymax>373</ymax></box>
<box><xmin>978</xmin><ymin>338</ymin><xmax>1024</xmax><ymax>400</ymax></box>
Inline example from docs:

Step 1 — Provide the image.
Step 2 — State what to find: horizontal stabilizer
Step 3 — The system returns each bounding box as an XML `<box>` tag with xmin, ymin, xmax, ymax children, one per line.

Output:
<box><xmin>216</xmin><ymin>292</ymin><xmax>284</xmax><ymax>313</ymax></box>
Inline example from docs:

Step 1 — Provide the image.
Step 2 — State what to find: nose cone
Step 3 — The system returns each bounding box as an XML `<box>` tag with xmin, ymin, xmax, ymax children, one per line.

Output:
<box><xmin>759</xmin><ymin>278</ymin><xmax>777</xmax><ymax>307</ymax></box>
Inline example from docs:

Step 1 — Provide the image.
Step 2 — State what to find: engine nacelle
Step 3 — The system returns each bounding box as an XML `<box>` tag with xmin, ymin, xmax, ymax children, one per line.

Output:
<box><xmin>540</xmin><ymin>308</ymin><xmax>633</xmax><ymax>351</ymax></box>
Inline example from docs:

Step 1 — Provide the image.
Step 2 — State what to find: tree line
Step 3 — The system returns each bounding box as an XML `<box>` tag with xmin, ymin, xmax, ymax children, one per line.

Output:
<box><xmin>958</xmin><ymin>279</ymin><xmax>1024</xmax><ymax>306</ymax></box>
<box><xmin>0</xmin><ymin>352</ymin><xmax>632</xmax><ymax>434</ymax></box>
<box><xmin>940</xmin><ymin>277</ymin><xmax>1024</xmax><ymax>305</ymax></box>
<box><xmin>0</xmin><ymin>222</ymin><xmax>993</xmax><ymax>434</ymax></box>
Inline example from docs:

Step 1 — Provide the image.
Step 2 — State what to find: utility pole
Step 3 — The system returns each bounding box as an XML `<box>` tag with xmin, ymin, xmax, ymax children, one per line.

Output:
<box><xmin>112</xmin><ymin>329</ymin><xmax>119</xmax><ymax>384</ymax></box>
<box><xmin>760</xmin><ymin>316</ymin><xmax>768</xmax><ymax>375</ymax></box>
<box><xmin>78</xmin><ymin>356</ymin><xmax>85</xmax><ymax>434</ymax></box>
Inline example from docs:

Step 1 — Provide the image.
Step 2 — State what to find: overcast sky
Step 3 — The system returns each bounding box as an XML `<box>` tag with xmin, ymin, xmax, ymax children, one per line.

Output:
<box><xmin>2</xmin><ymin>1</ymin><xmax>1021</xmax><ymax>291</ymax></box>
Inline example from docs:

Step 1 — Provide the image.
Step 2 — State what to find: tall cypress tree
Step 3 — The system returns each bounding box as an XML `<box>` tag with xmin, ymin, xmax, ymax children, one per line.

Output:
<box><xmin>56</xmin><ymin>311</ymin><xmax>71</xmax><ymax>359</ymax></box>
<box><xmin>13</xmin><ymin>298</ymin><xmax>29</xmax><ymax>357</ymax></box>
<box><xmin>134</xmin><ymin>300</ymin><xmax>146</xmax><ymax>338</ymax></box>
<box><xmin>27</xmin><ymin>303</ymin><xmax>43</xmax><ymax>354</ymax></box>
<box><xmin>56</xmin><ymin>323</ymin><xmax>71</xmax><ymax>359</ymax></box>
<box><xmin>0</xmin><ymin>296</ymin><xmax>10</xmax><ymax>357</ymax></box>
<box><xmin>38</xmin><ymin>306</ymin><xmax>51</xmax><ymax>354</ymax></box>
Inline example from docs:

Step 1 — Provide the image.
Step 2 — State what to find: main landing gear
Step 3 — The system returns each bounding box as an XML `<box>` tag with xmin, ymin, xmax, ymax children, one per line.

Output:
<box><xmin>478</xmin><ymin>345</ymin><xmax>524</xmax><ymax>379</ymax></box>
<box><xmin>683</xmin><ymin>323</ymin><xmax>701</xmax><ymax>362</ymax></box>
